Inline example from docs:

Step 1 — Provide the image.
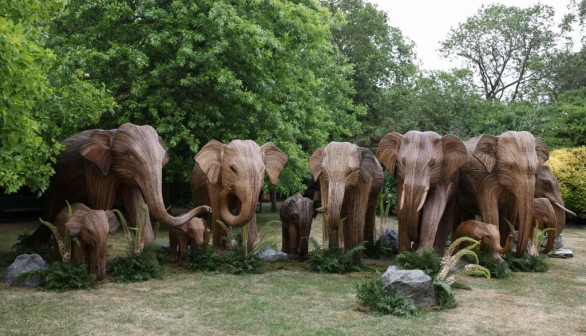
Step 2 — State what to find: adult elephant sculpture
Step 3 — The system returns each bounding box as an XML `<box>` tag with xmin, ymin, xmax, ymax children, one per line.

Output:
<box><xmin>458</xmin><ymin>131</ymin><xmax>548</xmax><ymax>258</ymax></box>
<box><xmin>38</xmin><ymin>123</ymin><xmax>210</xmax><ymax>245</ymax></box>
<box><xmin>192</xmin><ymin>139</ymin><xmax>288</xmax><ymax>249</ymax></box>
<box><xmin>55</xmin><ymin>203</ymin><xmax>120</xmax><ymax>281</ymax></box>
<box><xmin>534</xmin><ymin>164</ymin><xmax>575</xmax><ymax>251</ymax></box>
<box><xmin>280</xmin><ymin>193</ymin><xmax>318</xmax><ymax>260</ymax></box>
<box><xmin>376</xmin><ymin>131</ymin><xmax>468</xmax><ymax>253</ymax></box>
<box><xmin>309</xmin><ymin>142</ymin><xmax>383</xmax><ymax>250</ymax></box>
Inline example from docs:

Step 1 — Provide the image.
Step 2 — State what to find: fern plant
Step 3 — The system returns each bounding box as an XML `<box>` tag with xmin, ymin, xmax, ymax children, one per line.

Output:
<box><xmin>306</xmin><ymin>238</ymin><xmax>366</xmax><ymax>274</ymax></box>
<box><xmin>394</xmin><ymin>249</ymin><xmax>442</xmax><ymax>278</ymax></box>
<box><xmin>355</xmin><ymin>272</ymin><xmax>420</xmax><ymax>317</ymax></box>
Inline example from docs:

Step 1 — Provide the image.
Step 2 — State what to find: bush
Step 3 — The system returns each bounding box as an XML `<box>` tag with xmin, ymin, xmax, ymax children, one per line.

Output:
<box><xmin>363</xmin><ymin>234</ymin><xmax>395</xmax><ymax>259</ymax></box>
<box><xmin>306</xmin><ymin>238</ymin><xmax>366</xmax><ymax>274</ymax></box>
<box><xmin>184</xmin><ymin>247</ymin><xmax>223</xmax><ymax>273</ymax></box>
<box><xmin>502</xmin><ymin>253</ymin><xmax>549</xmax><ymax>273</ymax></box>
<box><xmin>548</xmin><ymin>146</ymin><xmax>586</xmax><ymax>219</ymax></box>
<box><xmin>107</xmin><ymin>245</ymin><xmax>162</xmax><ymax>282</ymax></box>
<box><xmin>474</xmin><ymin>248</ymin><xmax>512</xmax><ymax>279</ymax></box>
<box><xmin>355</xmin><ymin>274</ymin><xmax>420</xmax><ymax>317</ymax></box>
<box><xmin>16</xmin><ymin>261</ymin><xmax>94</xmax><ymax>292</ymax></box>
<box><xmin>394</xmin><ymin>249</ymin><xmax>442</xmax><ymax>278</ymax></box>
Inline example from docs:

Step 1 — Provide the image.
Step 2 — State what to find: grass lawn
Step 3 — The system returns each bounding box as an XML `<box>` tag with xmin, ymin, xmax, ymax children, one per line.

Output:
<box><xmin>1</xmin><ymin>203</ymin><xmax>585</xmax><ymax>336</ymax></box>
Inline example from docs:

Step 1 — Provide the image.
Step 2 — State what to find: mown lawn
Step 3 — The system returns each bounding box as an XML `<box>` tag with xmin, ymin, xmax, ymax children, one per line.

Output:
<box><xmin>1</xmin><ymin>204</ymin><xmax>585</xmax><ymax>336</ymax></box>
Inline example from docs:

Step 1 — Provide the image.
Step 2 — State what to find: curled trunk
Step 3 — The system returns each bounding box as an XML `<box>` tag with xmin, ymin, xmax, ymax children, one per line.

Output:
<box><xmin>218</xmin><ymin>186</ymin><xmax>256</xmax><ymax>227</ymax></box>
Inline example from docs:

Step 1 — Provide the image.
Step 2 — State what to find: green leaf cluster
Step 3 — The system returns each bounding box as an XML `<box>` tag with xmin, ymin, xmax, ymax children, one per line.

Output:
<box><xmin>394</xmin><ymin>249</ymin><xmax>442</xmax><ymax>279</ymax></box>
<box><xmin>306</xmin><ymin>238</ymin><xmax>366</xmax><ymax>273</ymax></box>
<box><xmin>107</xmin><ymin>245</ymin><xmax>163</xmax><ymax>282</ymax></box>
<box><xmin>16</xmin><ymin>261</ymin><xmax>94</xmax><ymax>292</ymax></box>
<box><xmin>548</xmin><ymin>146</ymin><xmax>586</xmax><ymax>218</ymax></box>
<box><xmin>354</xmin><ymin>273</ymin><xmax>420</xmax><ymax>317</ymax></box>
<box><xmin>501</xmin><ymin>253</ymin><xmax>549</xmax><ymax>273</ymax></box>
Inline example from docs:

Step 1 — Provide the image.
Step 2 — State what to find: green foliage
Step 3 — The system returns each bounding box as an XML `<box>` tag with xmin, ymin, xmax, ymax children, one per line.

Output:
<box><xmin>220</xmin><ymin>232</ymin><xmax>266</xmax><ymax>275</ymax></box>
<box><xmin>543</xmin><ymin>88</ymin><xmax>586</xmax><ymax>148</ymax></box>
<box><xmin>16</xmin><ymin>261</ymin><xmax>94</xmax><ymax>292</ymax></box>
<box><xmin>474</xmin><ymin>248</ymin><xmax>513</xmax><ymax>279</ymax></box>
<box><xmin>394</xmin><ymin>249</ymin><xmax>442</xmax><ymax>279</ymax></box>
<box><xmin>363</xmin><ymin>234</ymin><xmax>395</xmax><ymax>259</ymax></box>
<box><xmin>502</xmin><ymin>253</ymin><xmax>549</xmax><ymax>273</ymax></box>
<box><xmin>306</xmin><ymin>238</ymin><xmax>366</xmax><ymax>274</ymax></box>
<box><xmin>354</xmin><ymin>273</ymin><xmax>420</xmax><ymax>317</ymax></box>
<box><xmin>107</xmin><ymin>245</ymin><xmax>162</xmax><ymax>282</ymax></box>
<box><xmin>10</xmin><ymin>232</ymin><xmax>57</xmax><ymax>263</ymax></box>
<box><xmin>432</xmin><ymin>281</ymin><xmax>458</xmax><ymax>309</ymax></box>
<box><xmin>49</xmin><ymin>0</ymin><xmax>363</xmax><ymax>194</ymax></box>
<box><xmin>548</xmin><ymin>146</ymin><xmax>586</xmax><ymax>218</ymax></box>
<box><xmin>184</xmin><ymin>247</ymin><xmax>223</xmax><ymax>273</ymax></box>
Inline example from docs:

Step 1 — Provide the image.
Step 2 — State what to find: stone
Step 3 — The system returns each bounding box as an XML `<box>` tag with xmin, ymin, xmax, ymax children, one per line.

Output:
<box><xmin>3</xmin><ymin>254</ymin><xmax>49</xmax><ymax>287</ymax></box>
<box><xmin>259</xmin><ymin>248</ymin><xmax>289</xmax><ymax>262</ymax></box>
<box><xmin>381</xmin><ymin>266</ymin><xmax>436</xmax><ymax>306</ymax></box>
<box><xmin>554</xmin><ymin>234</ymin><xmax>563</xmax><ymax>250</ymax></box>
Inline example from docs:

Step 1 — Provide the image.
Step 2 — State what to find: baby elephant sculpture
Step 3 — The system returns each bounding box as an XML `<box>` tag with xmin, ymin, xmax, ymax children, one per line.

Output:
<box><xmin>280</xmin><ymin>193</ymin><xmax>319</xmax><ymax>260</ymax></box>
<box><xmin>55</xmin><ymin>203</ymin><xmax>120</xmax><ymax>281</ymax></box>
<box><xmin>169</xmin><ymin>217</ymin><xmax>211</xmax><ymax>264</ymax></box>
<box><xmin>454</xmin><ymin>220</ymin><xmax>513</xmax><ymax>260</ymax></box>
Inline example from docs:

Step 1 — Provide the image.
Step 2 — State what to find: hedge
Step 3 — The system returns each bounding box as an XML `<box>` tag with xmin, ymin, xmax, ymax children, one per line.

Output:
<box><xmin>548</xmin><ymin>146</ymin><xmax>586</xmax><ymax>219</ymax></box>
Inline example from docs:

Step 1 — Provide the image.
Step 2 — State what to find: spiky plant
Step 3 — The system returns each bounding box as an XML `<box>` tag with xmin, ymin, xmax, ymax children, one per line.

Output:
<box><xmin>38</xmin><ymin>201</ymin><xmax>73</xmax><ymax>262</ymax></box>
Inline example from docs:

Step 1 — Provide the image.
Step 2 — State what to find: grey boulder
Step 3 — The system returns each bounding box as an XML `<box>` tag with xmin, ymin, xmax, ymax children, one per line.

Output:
<box><xmin>3</xmin><ymin>254</ymin><xmax>48</xmax><ymax>287</ymax></box>
<box><xmin>381</xmin><ymin>266</ymin><xmax>436</xmax><ymax>307</ymax></box>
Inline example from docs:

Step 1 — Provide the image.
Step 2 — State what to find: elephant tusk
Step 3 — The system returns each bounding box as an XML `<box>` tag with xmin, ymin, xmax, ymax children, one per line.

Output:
<box><xmin>416</xmin><ymin>190</ymin><xmax>428</xmax><ymax>212</ymax></box>
<box><xmin>399</xmin><ymin>190</ymin><xmax>405</xmax><ymax>211</ymax></box>
<box><xmin>554</xmin><ymin>201</ymin><xmax>576</xmax><ymax>217</ymax></box>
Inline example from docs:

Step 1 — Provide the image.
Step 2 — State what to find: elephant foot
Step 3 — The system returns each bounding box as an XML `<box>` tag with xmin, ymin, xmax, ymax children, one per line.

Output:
<box><xmin>492</xmin><ymin>252</ymin><xmax>506</xmax><ymax>264</ymax></box>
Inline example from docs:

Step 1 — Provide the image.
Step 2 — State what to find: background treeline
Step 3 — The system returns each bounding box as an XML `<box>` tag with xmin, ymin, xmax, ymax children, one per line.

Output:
<box><xmin>1</xmin><ymin>0</ymin><xmax>585</xmax><ymax>216</ymax></box>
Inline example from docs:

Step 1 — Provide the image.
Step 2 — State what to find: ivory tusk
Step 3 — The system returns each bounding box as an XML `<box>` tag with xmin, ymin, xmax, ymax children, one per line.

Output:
<box><xmin>416</xmin><ymin>190</ymin><xmax>428</xmax><ymax>212</ymax></box>
<box><xmin>554</xmin><ymin>201</ymin><xmax>576</xmax><ymax>217</ymax></box>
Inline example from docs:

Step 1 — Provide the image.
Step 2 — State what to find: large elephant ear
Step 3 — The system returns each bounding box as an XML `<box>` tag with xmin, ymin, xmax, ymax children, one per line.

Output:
<box><xmin>535</xmin><ymin>137</ymin><xmax>549</xmax><ymax>166</ymax></box>
<box><xmin>80</xmin><ymin>130</ymin><xmax>116</xmax><ymax>176</ymax></box>
<box><xmin>158</xmin><ymin>136</ymin><xmax>170</xmax><ymax>166</ymax></box>
<box><xmin>64</xmin><ymin>211</ymin><xmax>88</xmax><ymax>235</ymax></box>
<box><xmin>308</xmin><ymin>147</ymin><xmax>324</xmax><ymax>181</ymax></box>
<box><xmin>261</xmin><ymin>142</ymin><xmax>288</xmax><ymax>184</ymax></box>
<box><xmin>442</xmin><ymin>135</ymin><xmax>468</xmax><ymax>177</ymax></box>
<box><xmin>105</xmin><ymin>210</ymin><xmax>120</xmax><ymax>234</ymax></box>
<box><xmin>473</xmin><ymin>135</ymin><xmax>498</xmax><ymax>173</ymax></box>
<box><xmin>194</xmin><ymin>140</ymin><xmax>225</xmax><ymax>184</ymax></box>
<box><xmin>375</xmin><ymin>132</ymin><xmax>402</xmax><ymax>174</ymax></box>
<box><xmin>359</xmin><ymin>148</ymin><xmax>381</xmax><ymax>182</ymax></box>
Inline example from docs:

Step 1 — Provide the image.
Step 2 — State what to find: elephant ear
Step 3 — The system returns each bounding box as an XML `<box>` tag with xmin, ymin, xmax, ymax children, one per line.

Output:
<box><xmin>105</xmin><ymin>210</ymin><xmax>120</xmax><ymax>234</ymax></box>
<box><xmin>64</xmin><ymin>211</ymin><xmax>88</xmax><ymax>236</ymax></box>
<box><xmin>442</xmin><ymin>135</ymin><xmax>468</xmax><ymax>177</ymax></box>
<box><xmin>261</xmin><ymin>142</ymin><xmax>288</xmax><ymax>185</ymax></box>
<box><xmin>308</xmin><ymin>148</ymin><xmax>324</xmax><ymax>181</ymax></box>
<box><xmin>375</xmin><ymin>132</ymin><xmax>402</xmax><ymax>174</ymax></box>
<box><xmin>80</xmin><ymin>130</ymin><xmax>116</xmax><ymax>176</ymax></box>
<box><xmin>473</xmin><ymin>135</ymin><xmax>498</xmax><ymax>173</ymax></box>
<box><xmin>158</xmin><ymin>136</ymin><xmax>170</xmax><ymax>167</ymax></box>
<box><xmin>194</xmin><ymin>140</ymin><xmax>225</xmax><ymax>184</ymax></box>
<box><xmin>535</xmin><ymin>137</ymin><xmax>549</xmax><ymax>166</ymax></box>
<box><xmin>359</xmin><ymin>148</ymin><xmax>380</xmax><ymax>182</ymax></box>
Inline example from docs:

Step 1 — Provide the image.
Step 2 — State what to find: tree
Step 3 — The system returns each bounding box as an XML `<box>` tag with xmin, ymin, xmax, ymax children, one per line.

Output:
<box><xmin>440</xmin><ymin>4</ymin><xmax>561</xmax><ymax>101</ymax></box>
<box><xmin>542</xmin><ymin>87</ymin><xmax>586</xmax><ymax>148</ymax></box>
<box><xmin>49</xmin><ymin>0</ymin><xmax>362</xmax><ymax>196</ymax></box>
<box><xmin>320</xmin><ymin>0</ymin><xmax>417</xmax><ymax>145</ymax></box>
<box><xmin>0</xmin><ymin>0</ymin><xmax>114</xmax><ymax>194</ymax></box>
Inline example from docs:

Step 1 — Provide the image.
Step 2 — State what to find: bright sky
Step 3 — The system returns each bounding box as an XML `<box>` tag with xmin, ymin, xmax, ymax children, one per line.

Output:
<box><xmin>367</xmin><ymin>0</ymin><xmax>577</xmax><ymax>71</ymax></box>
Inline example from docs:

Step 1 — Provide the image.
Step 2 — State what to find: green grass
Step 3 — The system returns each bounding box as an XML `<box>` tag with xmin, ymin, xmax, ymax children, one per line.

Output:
<box><xmin>1</xmin><ymin>206</ymin><xmax>585</xmax><ymax>335</ymax></box>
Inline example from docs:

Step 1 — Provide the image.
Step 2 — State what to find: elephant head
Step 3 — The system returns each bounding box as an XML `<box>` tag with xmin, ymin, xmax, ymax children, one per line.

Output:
<box><xmin>376</xmin><ymin>131</ymin><xmax>467</xmax><ymax>252</ymax></box>
<box><xmin>280</xmin><ymin>193</ymin><xmax>315</xmax><ymax>259</ymax></box>
<box><xmin>309</xmin><ymin>142</ymin><xmax>383</xmax><ymax>250</ymax></box>
<box><xmin>454</xmin><ymin>220</ymin><xmax>513</xmax><ymax>257</ymax></box>
<box><xmin>57</xmin><ymin>203</ymin><xmax>120</xmax><ymax>281</ymax></box>
<box><xmin>535</xmin><ymin>164</ymin><xmax>575</xmax><ymax>243</ymax></box>
<box><xmin>532</xmin><ymin>197</ymin><xmax>560</xmax><ymax>254</ymax></box>
<box><xmin>80</xmin><ymin>123</ymin><xmax>209</xmax><ymax>229</ymax></box>
<box><xmin>195</xmin><ymin>139</ymin><xmax>288</xmax><ymax>227</ymax></box>
<box><xmin>471</xmin><ymin>131</ymin><xmax>548</xmax><ymax>257</ymax></box>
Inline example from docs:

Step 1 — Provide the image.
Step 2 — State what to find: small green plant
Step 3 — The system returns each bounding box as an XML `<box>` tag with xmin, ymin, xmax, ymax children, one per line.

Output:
<box><xmin>355</xmin><ymin>272</ymin><xmax>420</xmax><ymax>317</ymax></box>
<box><xmin>474</xmin><ymin>248</ymin><xmax>512</xmax><ymax>279</ymax></box>
<box><xmin>108</xmin><ymin>208</ymin><xmax>162</xmax><ymax>282</ymax></box>
<box><xmin>394</xmin><ymin>249</ymin><xmax>442</xmax><ymax>278</ymax></box>
<box><xmin>363</xmin><ymin>234</ymin><xmax>395</xmax><ymax>259</ymax></box>
<box><xmin>533</xmin><ymin>222</ymin><xmax>556</xmax><ymax>253</ymax></box>
<box><xmin>184</xmin><ymin>246</ymin><xmax>223</xmax><ymax>272</ymax></box>
<box><xmin>306</xmin><ymin>238</ymin><xmax>366</xmax><ymax>274</ymax></box>
<box><xmin>502</xmin><ymin>252</ymin><xmax>549</xmax><ymax>272</ymax></box>
<box><xmin>39</xmin><ymin>201</ymin><xmax>74</xmax><ymax>262</ymax></box>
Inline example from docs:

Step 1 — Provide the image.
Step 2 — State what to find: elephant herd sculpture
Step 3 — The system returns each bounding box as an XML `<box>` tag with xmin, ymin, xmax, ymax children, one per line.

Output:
<box><xmin>28</xmin><ymin>122</ymin><xmax>573</xmax><ymax>280</ymax></box>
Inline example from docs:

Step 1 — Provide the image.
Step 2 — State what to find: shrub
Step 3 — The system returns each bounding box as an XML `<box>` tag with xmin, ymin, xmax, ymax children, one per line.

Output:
<box><xmin>502</xmin><ymin>253</ymin><xmax>549</xmax><ymax>273</ymax></box>
<box><xmin>184</xmin><ymin>247</ymin><xmax>222</xmax><ymax>273</ymax></box>
<box><xmin>306</xmin><ymin>238</ymin><xmax>366</xmax><ymax>274</ymax></box>
<box><xmin>394</xmin><ymin>249</ymin><xmax>442</xmax><ymax>278</ymax></box>
<box><xmin>548</xmin><ymin>146</ymin><xmax>586</xmax><ymax>219</ymax></box>
<box><xmin>107</xmin><ymin>245</ymin><xmax>162</xmax><ymax>282</ymax></box>
<box><xmin>363</xmin><ymin>234</ymin><xmax>395</xmax><ymax>259</ymax></box>
<box><xmin>474</xmin><ymin>248</ymin><xmax>512</xmax><ymax>279</ymax></box>
<box><xmin>355</xmin><ymin>273</ymin><xmax>420</xmax><ymax>317</ymax></box>
<box><xmin>16</xmin><ymin>261</ymin><xmax>94</xmax><ymax>292</ymax></box>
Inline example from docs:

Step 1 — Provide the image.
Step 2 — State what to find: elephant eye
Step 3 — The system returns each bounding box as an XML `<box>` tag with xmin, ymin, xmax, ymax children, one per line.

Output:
<box><xmin>428</xmin><ymin>159</ymin><xmax>436</xmax><ymax>167</ymax></box>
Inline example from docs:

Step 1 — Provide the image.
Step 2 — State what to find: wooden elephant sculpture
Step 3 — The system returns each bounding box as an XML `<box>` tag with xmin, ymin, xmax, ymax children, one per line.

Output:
<box><xmin>36</xmin><ymin>123</ymin><xmax>210</xmax><ymax>246</ymax></box>
<box><xmin>531</xmin><ymin>197</ymin><xmax>559</xmax><ymax>255</ymax></box>
<box><xmin>376</xmin><ymin>131</ymin><xmax>468</xmax><ymax>254</ymax></box>
<box><xmin>55</xmin><ymin>203</ymin><xmax>120</xmax><ymax>281</ymax></box>
<box><xmin>192</xmin><ymin>139</ymin><xmax>288</xmax><ymax>250</ymax></box>
<box><xmin>309</xmin><ymin>142</ymin><xmax>383</xmax><ymax>250</ymax></box>
<box><xmin>280</xmin><ymin>193</ymin><xmax>318</xmax><ymax>260</ymax></box>
<box><xmin>454</xmin><ymin>220</ymin><xmax>513</xmax><ymax>258</ymax></box>
<box><xmin>458</xmin><ymin>131</ymin><xmax>548</xmax><ymax>257</ymax></box>
<box><xmin>169</xmin><ymin>217</ymin><xmax>211</xmax><ymax>264</ymax></box>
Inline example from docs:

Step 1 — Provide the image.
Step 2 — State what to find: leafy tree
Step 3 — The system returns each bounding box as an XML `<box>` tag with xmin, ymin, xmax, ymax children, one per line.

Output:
<box><xmin>542</xmin><ymin>87</ymin><xmax>586</xmax><ymax>148</ymax></box>
<box><xmin>0</xmin><ymin>0</ymin><xmax>114</xmax><ymax>194</ymax></box>
<box><xmin>49</xmin><ymin>0</ymin><xmax>362</xmax><ymax>196</ymax></box>
<box><xmin>440</xmin><ymin>4</ymin><xmax>561</xmax><ymax>102</ymax></box>
<box><xmin>320</xmin><ymin>0</ymin><xmax>417</xmax><ymax>145</ymax></box>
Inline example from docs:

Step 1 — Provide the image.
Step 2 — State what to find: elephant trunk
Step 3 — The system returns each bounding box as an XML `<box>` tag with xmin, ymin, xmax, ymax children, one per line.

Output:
<box><xmin>326</xmin><ymin>182</ymin><xmax>345</xmax><ymax>250</ymax></box>
<box><xmin>398</xmin><ymin>179</ymin><xmax>429</xmax><ymax>242</ymax></box>
<box><xmin>218</xmin><ymin>185</ymin><xmax>256</xmax><ymax>227</ymax></box>
<box><xmin>486</xmin><ymin>232</ymin><xmax>513</xmax><ymax>254</ymax></box>
<box><xmin>513</xmin><ymin>178</ymin><xmax>535</xmax><ymax>257</ymax></box>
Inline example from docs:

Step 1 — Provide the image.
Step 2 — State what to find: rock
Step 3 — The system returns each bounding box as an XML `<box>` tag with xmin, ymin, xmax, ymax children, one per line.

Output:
<box><xmin>382</xmin><ymin>227</ymin><xmax>399</xmax><ymax>254</ymax></box>
<box><xmin>3</xmin><ymin>254</ymin><xmax>49</xmax><ymax>287</ymax></box>
<box><xmin>381</xmin><ymin>266</ymin><xmax>436</xmax><ymax>306</ymax></box>
<box><xmin>259</xmin><ymin>248</ymin><xmax>289</xmax><ymax>262</ymax></box>
<box><xmin>554</xmin><ymin>234</ymin><xmax>563</xmax><ymax>250</ymax></box>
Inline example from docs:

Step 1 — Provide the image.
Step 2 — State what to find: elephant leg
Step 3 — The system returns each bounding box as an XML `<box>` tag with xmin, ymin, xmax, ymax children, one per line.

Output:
<box><xmin>169</xmin><ymin>231</ymin><xmax>179</xmax><ymax>263</ymax></box>
<box><xmin>281</xmin><ymin>221</ymin><xmax>291</xmax><ymax>255</ymax></box>
<box><xmin>363</xmin><ymin>195</ymin><xmax>378</xmax><ymax>246</ymax></box>
<box><xmin>343</xmin><ymin>190</ymin><xmax>367</xmax><ymax>251</ymax></box>
<box><xmin>178</xmin><ymin>235</ymin><xmax>188</xmax><ymax>265</ymax></box>
<box><xmin>247</xmin><ymin>213</ymin><xmax>258</xmax><ymax>251</ymax></box>
<box><xmin>121</xmin><ymin>187</ymin><xmax>155</xmax><ymax>245</ymax></box>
